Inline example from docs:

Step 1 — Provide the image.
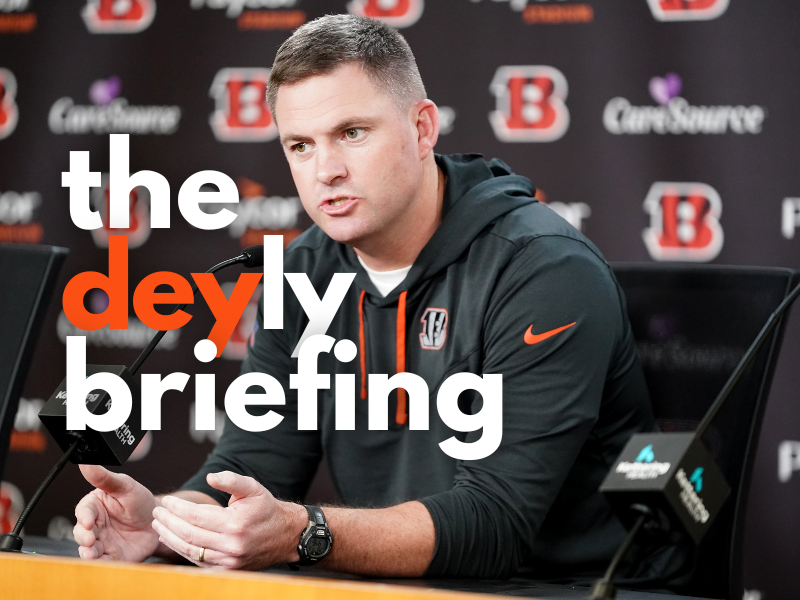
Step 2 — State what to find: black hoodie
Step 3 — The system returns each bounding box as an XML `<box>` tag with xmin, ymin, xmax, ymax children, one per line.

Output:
<box><xmin>183</xmin><ymin>154</ymin><xmax>656</xmax><ymax>579</ymax></box>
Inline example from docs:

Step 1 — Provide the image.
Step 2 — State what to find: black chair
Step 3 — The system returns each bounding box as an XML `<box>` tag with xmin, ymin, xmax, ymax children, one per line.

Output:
<box><xmin>0</xmin><ymin>244</ymin><xmax>68</xmax><ymax>481</ymax></box>
<box><xmin>612</xmin><ymin>263</ymin><xmax>798</xmax><ymax>600</ymax></box>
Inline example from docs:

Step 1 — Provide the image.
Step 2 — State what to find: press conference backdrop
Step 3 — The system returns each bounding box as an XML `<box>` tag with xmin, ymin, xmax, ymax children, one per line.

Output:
<box><xmin>1</xmin><ymin>1</ymin><xmax>799</xmax><ymax>597</ymax></box>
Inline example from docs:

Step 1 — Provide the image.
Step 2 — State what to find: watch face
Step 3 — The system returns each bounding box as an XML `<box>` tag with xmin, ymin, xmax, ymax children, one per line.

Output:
<box><xmin>306</xmin><ymin>537</ymin><xmax>330</xmax><ymax>557</ymax></box>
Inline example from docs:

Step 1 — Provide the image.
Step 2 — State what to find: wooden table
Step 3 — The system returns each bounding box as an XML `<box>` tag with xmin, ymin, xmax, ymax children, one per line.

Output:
<box><xmin>0</xmin><ymin>552</ymin><xmax>498</xmax><ymax>600</ymax></box>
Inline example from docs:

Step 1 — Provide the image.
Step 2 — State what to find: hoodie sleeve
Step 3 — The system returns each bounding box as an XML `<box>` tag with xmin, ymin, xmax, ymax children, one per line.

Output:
<box><xmin>180</xmin><ymin>297</ymin><xmax>323</xmax><ymax>506</ymax></box>
<box><xmin>420</xmin><ymin>235</ymin><xmax>630</xmax><ymax>578</ymax></box>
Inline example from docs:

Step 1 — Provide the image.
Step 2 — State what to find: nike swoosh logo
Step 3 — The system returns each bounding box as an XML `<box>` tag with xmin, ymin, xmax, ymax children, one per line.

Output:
<box><xmin>524</xmin><ymin>322</ymin><xmax>576</xmax><ymax>345</ymax></box>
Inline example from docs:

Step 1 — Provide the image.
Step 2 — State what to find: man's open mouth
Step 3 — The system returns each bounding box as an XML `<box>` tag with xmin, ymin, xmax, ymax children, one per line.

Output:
<box><xmin>320</xmin><ymin>196</ymin><xmax>357</xmax><ymax>215</ymax></box>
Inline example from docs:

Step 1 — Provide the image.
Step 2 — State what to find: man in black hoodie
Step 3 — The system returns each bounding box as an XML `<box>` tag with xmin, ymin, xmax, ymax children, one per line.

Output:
<box><xmin>73</xmin><ymin>14</ymin><xmax>657</xmax><ymax>580</ymax></box>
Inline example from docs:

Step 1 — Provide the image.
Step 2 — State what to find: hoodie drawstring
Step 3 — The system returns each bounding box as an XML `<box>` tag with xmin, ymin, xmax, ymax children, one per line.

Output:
<box><xmin>357</xmin><ymin>289</ymin><xmax>409</xmax><ymax>425</ymax></box>
<box><xmin>358</xmin><ymin>290</ymin><xmax>367</xmax><ymax>400</ymax></box>
<box><xmin>395</xmin><ymin>291</ymin><xmax>408</xmax><ymax>425</ymax></box>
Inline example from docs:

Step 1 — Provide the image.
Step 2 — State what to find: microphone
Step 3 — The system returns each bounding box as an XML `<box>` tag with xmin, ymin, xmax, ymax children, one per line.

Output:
<box><xmin>592</xmin><ymin>278</ymin><xmax>800</xmax><ymax>598</ymax></box>
<box><xmin>240</xmin><ymin>244</ymin><xmax>264</xmax><ymax>268</ymax></box>
<box><xmin>38</xmin><ymin>245</ymin><xmax>267</xmax><ymax>466</ymax></box>
<box><xmin>40</xmin><ymin>246</ymin><xmax>265</xmax><ymax>466</ymax></box>
<box><xmin>0</xmin><ymin>247</ymin><xmax>264</xmax><ymax>553</ymax></box>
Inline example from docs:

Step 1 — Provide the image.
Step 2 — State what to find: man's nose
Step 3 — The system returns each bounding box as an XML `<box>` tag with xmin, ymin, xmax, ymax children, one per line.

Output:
<box><xmin>315</xmin><ymin>146</ymin><xmax>348</xmax><ymax>185</ymax></box>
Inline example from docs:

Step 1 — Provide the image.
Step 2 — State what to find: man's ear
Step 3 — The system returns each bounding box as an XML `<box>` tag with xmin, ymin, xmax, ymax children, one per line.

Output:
<box><xmin>413</xmin><ymin>100</ymin><xmax>439</xmax><ymax>160</ymax></box>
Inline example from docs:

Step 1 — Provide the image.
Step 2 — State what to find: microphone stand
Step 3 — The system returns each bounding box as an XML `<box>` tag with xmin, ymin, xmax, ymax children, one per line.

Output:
<box><xmin>0</xmin><ymin>440</ymin><xmax>80</xmax><ymax>552</ymax></box>
<box><xmin>591</xmin><ymin>277</ymin><xmax>800</xmax><ymax>599</ymax></box>
<box><xmin>0</xmin><ymin>246</ymin><xmax>263</xmax><ymax>553</ymax></box>
<box><xmin>591</xmin><ymin>505</ymin><xmax>651</xmax><ymax>600</ymax></box>
<box><xmin>128</xmin><ymin>254</ymin><xmax>242</xmax><ymax>376</ymax></box>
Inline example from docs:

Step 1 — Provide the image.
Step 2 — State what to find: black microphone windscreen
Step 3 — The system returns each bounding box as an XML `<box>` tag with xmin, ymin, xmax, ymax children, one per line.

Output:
<box><xmin>241</xmin><ymin>245</ymin><xmax>264</xmax><ymax>268</ymax></box>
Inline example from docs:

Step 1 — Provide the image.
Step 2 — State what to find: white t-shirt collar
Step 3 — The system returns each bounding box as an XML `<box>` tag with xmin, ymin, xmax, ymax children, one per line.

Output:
<box><xmin>357</xmin><ymin>255</ymin><xmax>412</xmax><ymax>297</ymax></box>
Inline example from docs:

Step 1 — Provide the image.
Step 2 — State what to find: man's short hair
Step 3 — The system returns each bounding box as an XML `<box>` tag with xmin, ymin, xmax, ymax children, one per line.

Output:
<box><xmin>267</xmin><ymin>14</ymin><xmax>427</xmax><ymax>116</ymax></box>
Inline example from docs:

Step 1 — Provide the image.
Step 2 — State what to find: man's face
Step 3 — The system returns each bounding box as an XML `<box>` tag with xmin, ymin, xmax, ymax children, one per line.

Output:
<box><xmin>274</xmin><ymin>63</ymin><xmax>425</xmax><ymax>247</ymax></box>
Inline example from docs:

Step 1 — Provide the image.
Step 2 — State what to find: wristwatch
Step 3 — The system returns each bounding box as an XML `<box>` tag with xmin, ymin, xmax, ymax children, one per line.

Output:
<box><xmin>291</xmin><ymin>505</ymin><xmax>333</xmax><ymax>567</ymax></box>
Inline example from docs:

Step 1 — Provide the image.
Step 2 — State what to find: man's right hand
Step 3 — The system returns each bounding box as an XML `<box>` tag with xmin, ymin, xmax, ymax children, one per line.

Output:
<box><xmin>73</xmin><ymin>464</ymin><xmax>160</xmax><ymax>562</ymax></box>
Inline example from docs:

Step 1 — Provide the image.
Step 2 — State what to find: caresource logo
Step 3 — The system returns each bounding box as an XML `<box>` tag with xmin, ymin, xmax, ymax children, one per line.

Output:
<box><xmin>0</xmin><ymin>68</ymin><xmax>19</xmax><ymax>140</ymax></box>
<box><xmin>347</xmin><ymin>0</ymin><xmax>424</xmax><ymax>28</ymax></box>
<box><xmin>57</xmin><ymin>290</ymin><xmax>180</xmax><ymax>350</ymax></box>
<box><xmin>604</xmin><ymin>72</ymin><xmax>765</xmax><ymax>135</ymax></box>
<box><xmin>489</xmin><ymin>66</ymin><xmax>569</xmax><ymax>142</ymax></box>
<box><xmin>49</xmin><ymin>76</ymin><xmax>181</xmax><ymax>135</ymax></box>
<box><xmin>647</xmin><ymin>0</ymin><xmax>728</xmax><ymax>21</ymax></box>
<box><xmin>83</xmin><ymin>0</ymin><xmax>156</xmax><ymax>33</ymax></box>
<box><xmin>209</xmin><ymin>68</ymin><xmax>277</xmax><ymax>142</ymax></box>
<box><xmin>643</xmin><ymin>182</ymin><xmax>723</xmax><ymax>262</ymax></box>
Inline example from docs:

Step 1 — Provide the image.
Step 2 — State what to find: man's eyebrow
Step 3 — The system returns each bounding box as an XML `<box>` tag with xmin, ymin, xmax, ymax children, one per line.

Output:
<box><xmin>331</xmin><ymin>117</ymin><xmax>377</xmax><ymax>132</ymax></box>
<box><xmin>280</xmin><ymin>117</ymin><xmax>379</xmax><ymax>146</ymax></box>
<box><xmin>280</xmin><ymin>132</ymin><xmax>311</xmax><ymax>146</ymax></box>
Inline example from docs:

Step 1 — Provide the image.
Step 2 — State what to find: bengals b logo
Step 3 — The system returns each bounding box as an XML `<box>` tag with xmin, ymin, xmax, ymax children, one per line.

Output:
<box><xmin>347</xmin><ymin>0</ymin><xmax>424</xmax><ymax>28</ymax></box>
<box><xmin>643</xmin><ymin>182</ymin><xmax>724</xmax><ymax>262</ymax></box>
<box><xmin>209</xmin><ymin>68</ymin><xmax>278</xmax><ymax>143</ymax></box>
<box><xmin>489</xmin><ymin>66</ymin><xmax>569</xmax><ymax>143</ymax></box>
<box><xmin>90</xmin><ymin>174</ymin><xmax>151</xmax><ymax>249</ymax></box>
<box><xmin>420</xmin><ymin>308</ymin><xmax>448</xmax><ymax>350</ymax></box>
<box><xmin>82</xmin><ymin>0</ymin><xmax>156</xmax><ymax>33</ymax></box>
<box><xmin>646</xmin><ymin>0</ymin><xmax>728</xmax><ymax>21</ymax></box>
<box><xmin>0</xmin><ymin>68</ymin><xmax>19</xmax><ymax>140</ymax></box>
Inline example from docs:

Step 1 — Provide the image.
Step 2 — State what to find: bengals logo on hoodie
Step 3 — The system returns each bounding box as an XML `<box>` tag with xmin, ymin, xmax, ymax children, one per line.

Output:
<box><xmin>419</xmin><ymin>308</ymin><xmax>448</xmax><ymax>350</ymax></box>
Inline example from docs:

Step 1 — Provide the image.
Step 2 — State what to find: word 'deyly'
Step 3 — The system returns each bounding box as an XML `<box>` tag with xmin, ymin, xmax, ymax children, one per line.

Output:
<box><xmin>61</xmin><ymin>134</ymin><xmax>503</xmax><ymax>460</ymax></box>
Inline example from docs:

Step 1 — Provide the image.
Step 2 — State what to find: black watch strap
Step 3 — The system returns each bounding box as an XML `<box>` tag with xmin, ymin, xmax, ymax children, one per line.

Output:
<box><xmin>306</xmin><ymin>505</ymin><xmax>327</xmax><ymax>529</ymax></box>
<box><xmin>289</xmin><ymin>505</ymin><xmax>333</xmax><ymax>569</ymax></box>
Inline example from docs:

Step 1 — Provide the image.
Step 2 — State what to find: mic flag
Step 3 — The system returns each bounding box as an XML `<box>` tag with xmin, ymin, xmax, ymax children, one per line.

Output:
<box><xmin>600</xmin><ymin>432</ymin><xmax>730</xmax><ymax>544</ymax></box>
<box><xmin>39</xmin><ymin>365</ymin><xmax>142</xmax><ymax>466</ymax></box>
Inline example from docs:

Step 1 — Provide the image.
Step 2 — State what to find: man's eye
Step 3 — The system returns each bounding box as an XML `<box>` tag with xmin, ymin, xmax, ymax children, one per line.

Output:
<box><xmin>345</xmin><ymin>128</ymin><xmax>360</xmax><ymax>140</ymax></box>
<box><xmin>295</xmin><ymin>143</ymin><xmax>306</xmax><ymax>153</ymax></box>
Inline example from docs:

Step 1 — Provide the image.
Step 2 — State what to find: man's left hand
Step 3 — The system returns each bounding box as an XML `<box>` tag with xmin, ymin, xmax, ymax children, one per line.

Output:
<box><xmin>152</xmin><ymin>471</ymin><xmax>304</xmax><ymax>570</ymax></box>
